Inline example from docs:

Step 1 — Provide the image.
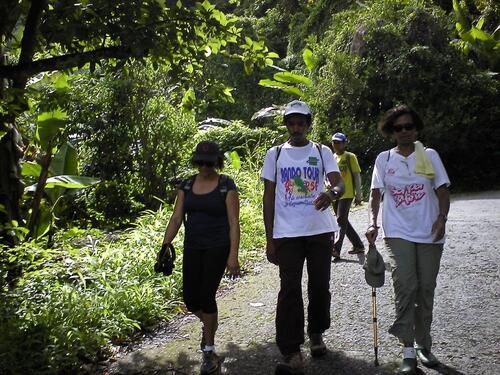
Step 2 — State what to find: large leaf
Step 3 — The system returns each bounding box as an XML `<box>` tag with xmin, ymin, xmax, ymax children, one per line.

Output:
<box><xmin>35</xmin><ymin>109</ymin><xmax>68</xmax><ymax>148</ymax></box>
<box><xmin>52</xmin><ymin>72</ymin><xmax>70</xmax><ymax>91</ymax></box>
<box><xmin>258</xmin><ymin>79</ymin><xmax>304</xmax><ymax>97</ymax></box>
<box><xmin>181</xmin><ymin>87</ymin><xmax>196</xmax><ymax>111</ymax></box>
<box><xmin>21</xmin><ymin>161</ymin><xmax>42</xmax><ymax>177</ymax></box>
<box><xmin>470</xmin><ymin>27</ymin><xmax>495</xmax><ymax>42</ymax></box>
<box><xmin>26</xmin><ymin>175</ymin><xmax>100</xmax><ymax>192</ymax></box>
<box><xmin>50</xmin><ymin>142</ymin><xmax>78</xmax><ymax>176</ymax></box>
<box><xmin>34</xmin><ymin>202</ymin><xmax>53</xmax><ymax>239</ymax></box>
<box><xmin>452</xmin><ymin>0</ymin><xmax>470</xmax><ymax>31</ymax></box>
<box><xmin>303</xmin><ymin>48</ymin><xmax>317</xmax><ymax>72</ymax></box>
<box><xmin>45</xmin><ymin>175</ymin><xmax>100</xmax><ymax>189</ymax></box>
<box><xmin>225</xmin><ymin>151</ymin><xmax>241</xmax><ymax>170</ymax></box>
<box><xmin>259</xmin><ymin>78</ymin><xmax>289</xmax><ymax>89</ymax></box>
<box><xmin>273</xmin><ymin>71</ymin><xmax>312</xmax><ymax>87</ymax></box>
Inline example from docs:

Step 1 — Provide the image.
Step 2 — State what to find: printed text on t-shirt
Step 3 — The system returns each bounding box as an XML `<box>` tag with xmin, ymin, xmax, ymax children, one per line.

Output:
<box><xmin>389</xmin><ymin>184</ymin><xmax>426</xmax><ymax>208</ymax></box>
<box><xmin>280</xmin><ymin>166</ymin><xmax>320</xmax><ymax>207</ymax></box>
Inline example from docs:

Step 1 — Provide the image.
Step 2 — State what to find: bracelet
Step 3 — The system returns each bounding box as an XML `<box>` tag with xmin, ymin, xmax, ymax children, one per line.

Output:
<box><xmin>367</xmin><ymin>224</ymin><xmax>379</xmax><ymax>229</ymax></box>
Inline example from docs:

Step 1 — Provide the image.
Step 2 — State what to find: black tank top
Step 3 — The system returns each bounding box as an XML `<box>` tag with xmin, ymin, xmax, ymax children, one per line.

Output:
<box><xmin>182</xmin><ymin>176</ymin><xmax>237</xmax><ymax>250</ymax></box>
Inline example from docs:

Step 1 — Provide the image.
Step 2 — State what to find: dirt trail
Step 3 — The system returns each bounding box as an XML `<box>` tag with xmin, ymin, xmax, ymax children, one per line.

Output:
<box><xmin>104</xmin><ymin>191</ymin><xmax>500</xmax><ymax>375</ymax></box>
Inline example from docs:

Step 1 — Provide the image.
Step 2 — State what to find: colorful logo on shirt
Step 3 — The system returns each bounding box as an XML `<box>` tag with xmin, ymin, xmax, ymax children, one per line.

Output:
<box><xmin>389</xmin><ymin>184</ymin><xmax>426</xmax><ymax>207</ymax></box>
<box><xmin>307</xmin><ymin>156</ymin><xmax>318</xmax><ymax>166</ymax></box>
<box><xmin>280</xmin><ymin>166</ymin><xmax>320</xmax><ymax>207</ymax></box>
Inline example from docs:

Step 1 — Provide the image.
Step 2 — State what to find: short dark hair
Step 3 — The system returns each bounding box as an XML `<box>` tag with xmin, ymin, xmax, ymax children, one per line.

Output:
<box><xmin>191</xmin><ymin>141</ymin><xmax>224</xmax><ymax>169</ymax></box>
<box><xmin>378</xmin><ymin>105</ymin><xmax>424</xmax><ymax>137</ymax></box>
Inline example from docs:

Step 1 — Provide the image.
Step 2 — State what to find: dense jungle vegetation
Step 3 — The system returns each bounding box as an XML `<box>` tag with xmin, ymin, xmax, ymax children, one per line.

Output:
<box><xmin>0</xmin><ymin>0</ymin><xmax>499</xmax><ymax>373</ymax></box>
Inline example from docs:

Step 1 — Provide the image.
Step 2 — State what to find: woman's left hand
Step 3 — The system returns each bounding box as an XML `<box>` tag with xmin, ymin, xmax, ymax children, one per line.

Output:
<box><xmin>432</xmin><ymin>216</ymin><xmax>446</xmax><ymax>242</ymax></box>
<box><xmin>226</xmin><ymin>255</ymin><xmax>240</xmax><ymax>279</ymax></box>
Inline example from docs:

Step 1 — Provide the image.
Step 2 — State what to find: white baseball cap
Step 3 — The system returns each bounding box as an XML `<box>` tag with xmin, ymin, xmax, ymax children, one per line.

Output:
<box><xmin>283</xmin><ymin>100</ymin><xmax>311</xmax><ymax>117</ymax></box>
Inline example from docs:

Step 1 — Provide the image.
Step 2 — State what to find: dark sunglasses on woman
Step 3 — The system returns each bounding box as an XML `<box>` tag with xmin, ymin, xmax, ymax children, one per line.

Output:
<box><xmin>392</xmin><ymin>123</ymin><xmax>415</xmax><ymax>132</ymax></box>
<box><xmin>195</xmin><ymin>160</ymin><xmax>215</xmax><ymax>167</ymax></box>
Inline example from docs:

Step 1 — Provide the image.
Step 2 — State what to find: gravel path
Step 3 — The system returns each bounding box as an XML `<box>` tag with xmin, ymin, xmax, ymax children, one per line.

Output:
<box><xmin>104</xmin><ymin>191</ymin><xmax>500</xmax><ymax>375</ymax></box>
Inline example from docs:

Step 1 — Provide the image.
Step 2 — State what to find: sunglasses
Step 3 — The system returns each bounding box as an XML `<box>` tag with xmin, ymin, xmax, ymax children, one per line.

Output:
<box><xmin>332</xmin><ymin>141</ymin><xmax>345</xmax><ymax>144</ymax></box>
<box><xmin>392</xmin><ymin>123</ymin><xmax>416</xmax><ymax>132</ymax></box>
<box><xmin>194</xmin><ymin>160</ymin><xmax>215</xmax><ymax>167</ymax></box>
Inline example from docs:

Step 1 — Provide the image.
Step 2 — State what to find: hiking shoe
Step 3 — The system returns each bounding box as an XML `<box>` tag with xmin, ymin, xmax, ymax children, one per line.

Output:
<box><xmin>275</xmin><ymin>352</ymin><xmax>304</xmax><ymax>375</ymax></box>
<box><xmin>416</xmin><ymin>347</ymin><xmax>439</xmax><ymax>367</ymax></box>
<box><xmin>200</xmin><ymin>350</ymin><xmax>220</xmax><ymax>374</ymax></box>
<box><xmin>397</xmin><ymin>358</ymin><xmax>417</xmax><ymax>374</ymax></box>
<box><xmin>348</xmin><ymin>246</ymin><xmax>365</xmax><ymax>255</ymax></box>
<box><xmin>309</xmin><ymin>333</ymin><xmax>327</xmax><ymax>357</ymax></box>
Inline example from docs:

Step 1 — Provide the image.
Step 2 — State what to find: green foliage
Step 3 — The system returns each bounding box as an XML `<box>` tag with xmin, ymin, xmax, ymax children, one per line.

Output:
<box><xmin>67</xmin><ymin>64</ymin><xmax>198</xmax><ymax>224</ymax></box>
<box><xmin>35</xmin><ymin>109</ymin><xmax>68</xmax><ymax>148</ymax></box>
<box><xmin>76</xmin><ymin>181</ymin><xmax>146</xmax><ymax>230</ymax></box>
<box><xmin>0</xmin><ymin>149</ymin><xmax>266</xmax><ymax>373</ymax></box>
<box><xmin>196</xmin><ymin>120</ymin><xmax>285</xmax><ymax>159</ymax></box>
<box><xmin>0</xmin><ymin>214</ymin><xmax>183</xmax><ymax>373</ymax></box>
<box><xmin>452</xmin><ymin>0</ymin><xmax>500</xmax><ymax>71</ymax></box>
<box><xmin>258</xmin><ymin>47</ymin><xmax>316</xmax><ymax>98</ymax></box>
<box><xmin>306</xmin><ymin>0</ymin><xmax>500</xmax><ymax>189</ymax></box>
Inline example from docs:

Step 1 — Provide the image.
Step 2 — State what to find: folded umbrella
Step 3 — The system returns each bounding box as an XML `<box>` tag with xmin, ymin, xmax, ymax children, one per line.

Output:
<box><xmin>364</xmin><ymin>243</ymin><xmax>386</xmax><ymax>366</ymax></box>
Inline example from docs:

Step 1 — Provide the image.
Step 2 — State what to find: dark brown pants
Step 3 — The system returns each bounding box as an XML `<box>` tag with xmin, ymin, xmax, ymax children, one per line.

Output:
<box><xmin>332</xmin><ymin>198</ymin><xmax>364</xmax><ymax>254</ymax></box>
<box><xmin>274</xmin><ymin>232</ymin><xmax>334</xmax><ymax>355</ymax></box>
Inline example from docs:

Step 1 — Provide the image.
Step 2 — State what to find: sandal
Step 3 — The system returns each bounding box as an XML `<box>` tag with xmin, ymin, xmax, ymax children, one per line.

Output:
<box><xmin>331</xmin><ymin>249</ymin><xmax>340</xmax><ymax>259</ymax></box>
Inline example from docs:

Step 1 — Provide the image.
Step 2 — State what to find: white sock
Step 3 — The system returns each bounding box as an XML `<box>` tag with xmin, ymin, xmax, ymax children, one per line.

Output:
<box><xmin>403</xmin><ymin>347</ymin><xmax>416</xmax><ymax>359</ymax></box>
<box><xmin>203</xmin><ymin>345</ymin><xmax>215</xmax><ymax>352</ymax></box>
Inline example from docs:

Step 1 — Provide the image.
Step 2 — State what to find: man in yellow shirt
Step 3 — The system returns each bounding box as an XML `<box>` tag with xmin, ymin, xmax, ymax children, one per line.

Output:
<box><xmin>331</xmin><ymin>132</ymin><xmax>365</xmax><ymax>260</ymax></box>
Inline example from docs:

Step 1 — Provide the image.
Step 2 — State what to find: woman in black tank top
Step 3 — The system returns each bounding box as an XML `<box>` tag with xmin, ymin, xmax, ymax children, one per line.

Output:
<box><xmin>161</xmin><ymin>141</ymin><xmax>240</xmax><ymax>374</ymax></box>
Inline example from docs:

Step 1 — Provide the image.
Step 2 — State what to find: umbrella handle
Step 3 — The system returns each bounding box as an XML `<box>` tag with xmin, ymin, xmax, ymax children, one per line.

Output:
<box><xmin>371</xmin><ymin>287</ymin><xmax>379</xmax><ymax>366</ymax></box>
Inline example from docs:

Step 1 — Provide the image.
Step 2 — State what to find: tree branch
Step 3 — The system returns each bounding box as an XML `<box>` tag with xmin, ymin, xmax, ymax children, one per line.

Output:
<box><xmin>0</xmin><ymin>46</ymin><xmax>140</xmax><ymax>79</ymax></box>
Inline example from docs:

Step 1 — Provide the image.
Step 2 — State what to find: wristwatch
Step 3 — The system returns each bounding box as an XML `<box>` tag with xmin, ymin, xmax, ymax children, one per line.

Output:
<box><xmin>327</xmin><ymin>189</ymin><xmax>339</xmax><ymax>200</ymax></box>
<box><xmin>438</xmin><ymin>213</ymin><xmax>448</xmax><ymax>222</ymax></box>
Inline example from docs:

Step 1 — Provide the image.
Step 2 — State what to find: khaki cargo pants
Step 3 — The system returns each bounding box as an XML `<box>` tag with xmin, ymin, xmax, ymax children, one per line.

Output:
<box><xmin>385</xmin><ymin>238</ymin><xmax>443</xmax><ymax>349</ymax></box>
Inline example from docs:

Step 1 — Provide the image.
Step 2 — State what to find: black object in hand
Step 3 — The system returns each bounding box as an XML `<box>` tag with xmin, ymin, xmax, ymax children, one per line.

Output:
<box><xmin>154</xmin><ymin>243</ymin><xmax>176</xmax><ymax>276</ymax></box>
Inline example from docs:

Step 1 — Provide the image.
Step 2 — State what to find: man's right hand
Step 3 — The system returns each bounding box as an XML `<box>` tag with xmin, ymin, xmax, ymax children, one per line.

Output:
<box><xmin>266</xmin><ymin>240</ymin><xmax>278</xmax><ymax>265</ymax></box>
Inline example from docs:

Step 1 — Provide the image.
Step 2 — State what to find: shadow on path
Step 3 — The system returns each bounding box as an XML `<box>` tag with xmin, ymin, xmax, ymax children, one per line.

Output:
<box><xmin>108</xmin><ymin>340</ymin><xmax>469</xmax><ymax>375</ymax></box>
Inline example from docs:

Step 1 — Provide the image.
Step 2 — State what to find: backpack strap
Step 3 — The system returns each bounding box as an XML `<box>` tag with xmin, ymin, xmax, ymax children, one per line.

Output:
<box><xmin>274</xmin><ymin>144</ymin><xmax>284</xmax><ymax>182</ymax></box>
<box><xmin>181</xmin><ymin>175</ymin><xmax>196</xmax><ymax>225</ymax></box>
<box><xmin>219</xmin><ymin>174</ymin><xmax>229</xmax><ymax>201</ymax></box>
<box><xmin>181</xmin><ymin>174</ymin><xmax>196</xmax><ymax>193</ymax></box>
<box><xmin>313</xmin><ymin>142</ymin><xmax>325</xmax><ymax>178</ymax></box>
<box><xmin>343</xmin><ymin>151</ymin><xmax>354</xmax><ymax>187</ymax></box>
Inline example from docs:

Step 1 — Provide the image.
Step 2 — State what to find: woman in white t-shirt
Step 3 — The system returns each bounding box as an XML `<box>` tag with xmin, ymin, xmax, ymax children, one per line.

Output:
<box><xmin>366</xmin><ymin>105</ymin><xmax>450</xmax><ymax>375</ymax></box>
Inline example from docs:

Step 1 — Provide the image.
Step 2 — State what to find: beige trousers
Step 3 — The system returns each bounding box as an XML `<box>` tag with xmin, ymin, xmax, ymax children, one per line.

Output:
<box><xmin>385</xmin><ymin>238</ymin><xmax>443</xmax><ymax>349</ymax></box>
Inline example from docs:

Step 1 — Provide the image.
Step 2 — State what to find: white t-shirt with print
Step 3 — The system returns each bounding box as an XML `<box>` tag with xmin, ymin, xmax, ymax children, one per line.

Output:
<box><xmin>371</xmin><ymin>148</ymin><xmax>450</xmax><ymax>244</ymax></box>
<box><xmin>261</xmin><ymin>141</ymin><xmax>340</xmax><ymax>239</ymax></box>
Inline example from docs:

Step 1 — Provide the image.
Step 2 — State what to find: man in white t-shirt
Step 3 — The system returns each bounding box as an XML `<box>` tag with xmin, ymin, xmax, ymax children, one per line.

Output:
<box><xmin>261</xmin><ymin>100</ymin><xmax>344</xmax><ymax>374</ymax></box>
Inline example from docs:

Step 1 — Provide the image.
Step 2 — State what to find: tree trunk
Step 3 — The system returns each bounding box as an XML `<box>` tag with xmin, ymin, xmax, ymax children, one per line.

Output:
<box><xmin>0</xmin><ymin>38</ymin><xmax>24</xmax><ymax>247</ymax></box>
<box><xmin>27</xmin><ymin>142</ymin><xmax>53</xmax><ymax>239</ymax></box>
